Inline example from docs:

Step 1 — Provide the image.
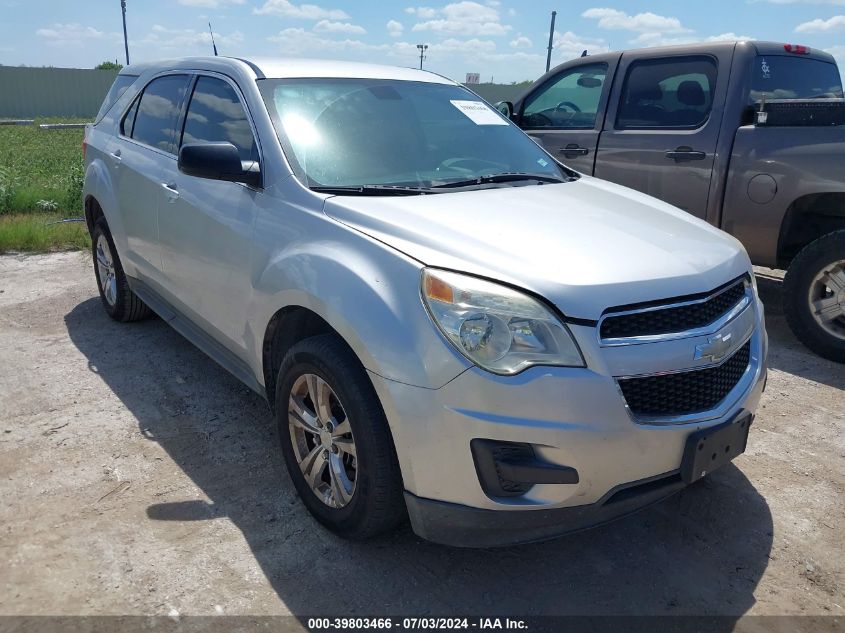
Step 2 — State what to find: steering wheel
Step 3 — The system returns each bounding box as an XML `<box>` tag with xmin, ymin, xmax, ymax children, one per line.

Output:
<box><xmin>555</xmin><ymin>101</ymin><xmax>581</xmax><ymax>113</ymax></box>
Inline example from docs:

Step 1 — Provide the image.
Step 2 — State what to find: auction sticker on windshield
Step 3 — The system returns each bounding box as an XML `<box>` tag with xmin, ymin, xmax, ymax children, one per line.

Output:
<box><xmin>450</xmin><ymin>100</ymin><xmax>509</xmax><ymax>125</ymax></box>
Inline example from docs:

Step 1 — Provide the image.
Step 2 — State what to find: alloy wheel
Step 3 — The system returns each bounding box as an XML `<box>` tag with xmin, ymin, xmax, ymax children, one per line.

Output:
<box><xmin>288</xmin><ymin>373</ymin><xmax>357</xmax><ymax>508</ymax></box>
<box><xmin>96</xmin><ymin>234</ymin><xmax>118</xmax><ymax>307</ymax></box>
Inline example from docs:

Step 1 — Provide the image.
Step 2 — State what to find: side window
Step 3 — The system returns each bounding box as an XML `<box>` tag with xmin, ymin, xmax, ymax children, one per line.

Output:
<box><xmin>617</xmin><ymin>56</ymin><xmax>717</xmax><ymax>129</ymax></box>
<box><xmin>181</xmin><ymin>76</ymin><xmax>258</xmax><ymax>163</ymax></box>
<box><xmin>522</xmin><ymin>63</ymin><xmax>608</xmax><ymax>129</ymax></box>
<box><xmin>121</xmin><ymin>96</ymin><xmax>140</xmax><ymax>137</ymax></box>
<box><xmin>131</xmin><ymin>74</ymin><xmax>191</xmax><ymax>154</ymax></box>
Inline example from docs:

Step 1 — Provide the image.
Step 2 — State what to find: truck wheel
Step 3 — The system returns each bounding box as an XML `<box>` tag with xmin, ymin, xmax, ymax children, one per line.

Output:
<box><xmin>91</xmin><ymin>218</ymin><xmax>151</xmax><ymax>322</ymax></box>
<box><xmin>783</xmin><ymin>230</ymin><xmax>845</xmax><ymax>363</ymax></box>
<box><xmin>275</xmin><ymin>334</ymin><xmax>405</xmax><ymax>539</ymax></box>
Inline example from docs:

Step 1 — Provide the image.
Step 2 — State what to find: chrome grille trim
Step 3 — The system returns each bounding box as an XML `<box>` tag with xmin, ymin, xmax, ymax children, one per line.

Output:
<box><xmin>598</xmin><ymin>278</ymin><xmax>752</xmax><ymax>347</ymax></box>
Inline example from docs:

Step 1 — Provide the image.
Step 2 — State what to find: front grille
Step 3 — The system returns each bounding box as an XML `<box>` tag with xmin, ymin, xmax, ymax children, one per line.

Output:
<box><xmin>600</xmin><ymin>279</ymin><xmax>747</xmax><ymax>340</ymax></box>
<box><xmin>618</xmin><ymin>341</ymin><xmax>751</xmax><ymax>418</ymax></box>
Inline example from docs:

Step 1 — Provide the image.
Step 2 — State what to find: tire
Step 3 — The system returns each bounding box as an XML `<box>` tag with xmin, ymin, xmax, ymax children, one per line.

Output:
<box><xmin>275</xmin><ymin>334</ymin><xmax>405</xmax><ymax>539</ymax></box>
<box><xmin>91</xmin><ymin>217</ymin><xmax>151</xmax><ymax>322</ymax></box>
<box><xmin>783</xmin><ymin>230</ymin><xmax>845</xmax><ymax>363</ymax></box>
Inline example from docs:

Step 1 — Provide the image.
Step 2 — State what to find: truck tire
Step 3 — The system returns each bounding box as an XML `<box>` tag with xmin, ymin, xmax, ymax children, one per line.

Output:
<box><xmin>275</xmin><ymin>334</ymin><xmax>405</xmax><ymax>539</ymax></box>
<box><xmin>91</xmin><ymin>217</ymin><xmax>151</xmax><ymax>322</ymax></box>
<box><xmin>783</xmin><ymin>230</ymin><xmax>845</xmax><ymax>363</ymax></box>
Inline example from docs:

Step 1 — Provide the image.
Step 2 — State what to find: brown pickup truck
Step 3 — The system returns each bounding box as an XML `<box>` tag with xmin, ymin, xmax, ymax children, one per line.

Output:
<box><xmin>498</xmin><ymin>40</ymin><xmax>845</xmax><ymax>363</ymax></box>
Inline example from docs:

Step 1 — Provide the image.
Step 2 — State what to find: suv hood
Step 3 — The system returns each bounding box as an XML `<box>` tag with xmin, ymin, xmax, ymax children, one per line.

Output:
<box><xmin>322</xmin><ymin>176</ymin><xmax>751</xmax><ymax>320</ymax></box>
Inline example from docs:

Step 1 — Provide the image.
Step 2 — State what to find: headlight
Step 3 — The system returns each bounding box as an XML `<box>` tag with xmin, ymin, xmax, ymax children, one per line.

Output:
<box><xmin>421</xmin><ymin>268</ymin><xmax>584</xmax><ymax>375</ymax></box>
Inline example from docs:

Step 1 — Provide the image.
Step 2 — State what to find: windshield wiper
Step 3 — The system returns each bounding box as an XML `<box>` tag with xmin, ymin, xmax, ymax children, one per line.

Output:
<box><xmin>310</xmin><ymin>184</ymin><xmax>432</xmax><ymax>196</ymax></box>
<box><xmin>431</xmin><ymin>172</ymin><xmax>570</xmax><ymax>189</ymax></box>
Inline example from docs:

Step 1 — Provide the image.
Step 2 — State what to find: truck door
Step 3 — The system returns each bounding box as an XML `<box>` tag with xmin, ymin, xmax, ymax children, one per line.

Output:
<box><xmin>594</xmin><ymin>52</ymin><xmax>731</xmax><ymax>220</ymax></box>
<box><xmin>513</xmin><ymin>58</ymin><xmax>618</xmax><ymax>174</ymax></box>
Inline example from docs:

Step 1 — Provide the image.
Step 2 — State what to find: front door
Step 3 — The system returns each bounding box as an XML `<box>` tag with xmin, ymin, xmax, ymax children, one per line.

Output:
<box><xmin>514</xmin><ymin>59</ymin><xmax>618</xmax><ymax>174</ymax></box>
<box><xmin>594</xmin><ymin>53</ymin><xmax>730</xmax><ymax>220</ymax></box>
<box><xmin>157</xmin><ymin>74</ymin><xmax>262</xmax><ymax>354</ymax></box>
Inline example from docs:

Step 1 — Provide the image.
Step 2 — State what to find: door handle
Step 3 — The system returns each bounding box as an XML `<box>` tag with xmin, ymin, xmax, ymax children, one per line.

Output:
<box><xmin>559</xmin><ymin>144</ymin><xmax>590</xmax><ymax>157</ymax></box>
<box><xmin>161</xmin><ymin>182</ymin><xmax>179</xmax><ymax>202</ymax></box>
<box><xmin>109</xmin><ymin>149</ymin><xmax>122</xmax><ymax>165</ymax></box>
<box><xmin>665</xmin><ymin>147</ymin><xmax>706</xmax><ymax>161</ymax></box>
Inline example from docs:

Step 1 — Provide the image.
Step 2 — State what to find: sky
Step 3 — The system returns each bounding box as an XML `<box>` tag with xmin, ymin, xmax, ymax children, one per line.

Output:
<box><xmin>1</xmin><ymin>0</ymin><xmax>844</xmax><ymax>83</ymax></box>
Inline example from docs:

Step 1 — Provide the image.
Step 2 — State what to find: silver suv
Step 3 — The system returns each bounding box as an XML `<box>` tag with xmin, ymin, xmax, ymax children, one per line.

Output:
<box><xmin>83</xmin><ymin>57</ymin><xmax>767</xmax><ymax>547</ymax></box>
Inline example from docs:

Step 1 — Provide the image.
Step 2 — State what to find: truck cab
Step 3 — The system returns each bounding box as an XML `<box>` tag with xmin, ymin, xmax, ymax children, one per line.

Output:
<box><xmin>501</xmin><ymin>41</ymin><xmax>845</xmax><ymax>363</ymax></box>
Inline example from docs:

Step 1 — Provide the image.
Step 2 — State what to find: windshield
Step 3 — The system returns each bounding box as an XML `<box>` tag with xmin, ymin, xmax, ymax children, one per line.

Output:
<box><xmin>750</xmin><ymin>55</ymin><xmax>844</xmax><ymax>102</ymax></box>
<box><xmin>258</xmin><ymin>78</ymin><xmax>570</xmax><ymax>190</ymax></box>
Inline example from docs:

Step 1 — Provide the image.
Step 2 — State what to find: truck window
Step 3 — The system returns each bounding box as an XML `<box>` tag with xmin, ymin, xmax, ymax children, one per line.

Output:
<box><xmin>749</xmin><ymin>56</ymin><xmax>843</xmax><ymax>102</ymax></box>
<box><xmin>617</xmin><ymin>56</ymin><xmax>717</xmax><ymax>129</ymax></box>
<box><xmin>521</xmin><ymin>63</ymin><xmax>608</xmax><ymax>129</ymax></box>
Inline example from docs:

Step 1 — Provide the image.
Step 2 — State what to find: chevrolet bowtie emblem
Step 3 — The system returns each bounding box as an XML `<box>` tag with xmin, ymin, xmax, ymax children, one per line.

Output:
<box><xmin>695</xmin><ymin>332</ymin><xmax>734</xmax><ymax>363</ymax></box>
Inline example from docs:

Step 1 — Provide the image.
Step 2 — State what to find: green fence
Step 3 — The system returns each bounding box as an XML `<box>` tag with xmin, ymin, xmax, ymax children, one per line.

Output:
<box><xmin>0</xmin><ymin>67</ymin><xmax>119</xmax><ymax>119</ymax></box>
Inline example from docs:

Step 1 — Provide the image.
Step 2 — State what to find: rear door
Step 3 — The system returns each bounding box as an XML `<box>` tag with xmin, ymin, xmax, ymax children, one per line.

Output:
<box><xmin>514</xmin><ymin>58</ymin><xmax>618</xmax><ymax>173</ymax></box>
<box><xmin>156</xmin><ymin>73</ymin><xmax>262</xmax><ymax>354</ymax></box>
<box><xmin>594</xmin><ymin>51</ymin><xmax>731</xmax><ymax>219</ymax></box>
<box><xmin>112</xmin><ymin>73</ymin><xmax>191</xmax><ymax>279</ymax></box>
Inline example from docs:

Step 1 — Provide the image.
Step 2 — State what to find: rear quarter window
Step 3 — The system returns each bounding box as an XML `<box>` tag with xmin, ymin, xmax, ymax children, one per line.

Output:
<box><xmin>95</xmin><ymin>74</ymin><xmax>138</xmax><ymax>123</ymax></box>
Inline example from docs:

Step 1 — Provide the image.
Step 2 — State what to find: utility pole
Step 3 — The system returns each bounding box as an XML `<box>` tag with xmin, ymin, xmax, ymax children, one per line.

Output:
<box><xmin>416</xmin><ymin>44</ymin><xmax>428</xmax><ymax>70</ymax></box>
<box><xmin>120</xmin><ymin>0</ymin><xmax>130</xmax><ymax>66</ymax></box>
<box><xmin>545</xmin><ymin>10</ymin><xmax>556</xmax><ymax>73</ymax></box>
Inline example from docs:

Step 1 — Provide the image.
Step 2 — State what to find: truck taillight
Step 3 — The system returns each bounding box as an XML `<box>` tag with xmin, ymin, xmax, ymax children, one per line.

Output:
<box><xmin>784</xmin><ymin>44</ymin><xmax>810</xmax><ymax>55</ymax></box>
<box><xmin>82</xmin><ymin>126</ymin><xmax>89</xmax><ymax>160</ymax></box>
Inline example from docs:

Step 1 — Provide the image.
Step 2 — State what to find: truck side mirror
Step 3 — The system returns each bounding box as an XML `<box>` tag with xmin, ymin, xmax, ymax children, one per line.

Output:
<box><xmin>495</xmin><ymin>101</ymin><xmax>514</xmax><ymax>119</ymax></box>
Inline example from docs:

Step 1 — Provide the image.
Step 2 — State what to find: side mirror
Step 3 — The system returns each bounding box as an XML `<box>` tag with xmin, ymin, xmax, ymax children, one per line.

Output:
<box><xmin>495</xmin><ymin>101</ymin><xmax>514</xmax><ymax>119</ymax></box>
<box><xmin>178</xmin><ymin>142</ymin><xmax>261</xmax><ymax>188</ymax></box>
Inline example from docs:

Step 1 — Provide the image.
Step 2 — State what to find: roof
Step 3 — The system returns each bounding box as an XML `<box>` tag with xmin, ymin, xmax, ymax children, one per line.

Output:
<box><xmin>120</xmin><ymin>56</ymin><xmax>455</xmax><ymax>84</ymax></box>
<box><xmin>580</xmin><ymin>40</ymin><xmax>836</xmax><ymax>65</ymax></box>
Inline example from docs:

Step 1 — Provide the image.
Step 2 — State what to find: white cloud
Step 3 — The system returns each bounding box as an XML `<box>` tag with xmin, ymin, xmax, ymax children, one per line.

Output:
<box><xmin>796</xmin><ymin>15</ymin><xmax>845</xmax><ymax>32</ymax></box>
<box><xmin>254</xmin><ymin>0</ymin><xmax>349</xmax><ymax>20</ymax></box>
<box><xmin>177</xmin><ymin>0</ymin><xmax>244</xmax><ymax>7</ymax></box>
<box><xmin>509</xmin><ymin>35</ymin><xmax>532</xmax><ymax>49</ymax></box>
<box><xmin>36</xmin><ymin>23</ymin><xmax>119</xmax><ymax>46</ymax></box>
<box><xmin>387</xmin><ymin>20</ymin><xmax>404</xmax><ymax>38</ymax></box>
<box><xmin>410</xmin><ymin>1</ymin><xmax>511</xmax><ymax>37</ymax></box>
<box><xmin>581</xmin><ymin>8</ymin><xmax>691</xmax><ymax>34</ymax></box>
<box><xmin>313</xmin><ymin>20</ymin><xmax>366</xmax><ymax>34</ymax></box>
<box><xmin>706</xmin><ymin>32</ymin><xmax>754</xmax><ymax>41</ymax></box>
<box><xmin>405</xmin><ymin>7</ymin><xmax>438</xmax><ymax>18</ymax></box>
<box><xmin>552</xmin><ymin>30</ymin><xmax>608</xmax><ymax>62</ymax></box>
<box><xmin>142</xmin><ymin>24</ymin><xmax>243</xmax><ymax>50</ymax></box>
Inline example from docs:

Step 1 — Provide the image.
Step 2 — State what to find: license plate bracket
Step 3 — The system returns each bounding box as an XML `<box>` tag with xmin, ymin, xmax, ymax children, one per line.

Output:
<box><xmin>681</xmin><ymin>414</ymin><xmax>752</xmax><ymax>484</ymax></box>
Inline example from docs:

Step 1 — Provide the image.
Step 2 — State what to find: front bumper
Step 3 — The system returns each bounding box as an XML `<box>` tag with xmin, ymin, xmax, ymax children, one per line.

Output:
<box><xmin>368</xmin><ymin>298</ymin><xmax>768</xmax><ymax>547</ymax></box>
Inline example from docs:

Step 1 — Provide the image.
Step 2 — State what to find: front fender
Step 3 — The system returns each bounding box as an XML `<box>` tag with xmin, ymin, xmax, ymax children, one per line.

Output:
<box><xmin>247</xmin><ymin>214</ymin><xmax>471</xmax><ymax>392</ymax></box>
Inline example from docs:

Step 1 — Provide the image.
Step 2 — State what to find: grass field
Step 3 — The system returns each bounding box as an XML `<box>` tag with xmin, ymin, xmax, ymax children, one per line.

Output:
<box><xmin>0</xmin><ymin>214</ymin><xmax>90</xmax><ymax>253</ymax></box>
<box><xmin>0</xmin><ymin>119</ymin><xmax>88</xmax><ymax>252</ymax></box>
<box><xmin>0</xmin><ymin>119</ymin><xmax>85</xmax><ymax>214</ymax></box>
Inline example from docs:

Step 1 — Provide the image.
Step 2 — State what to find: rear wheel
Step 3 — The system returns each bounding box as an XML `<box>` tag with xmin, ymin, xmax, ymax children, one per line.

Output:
<box><xmin>275</xmin><ymin>334</ymin><xmax>405</xmax><ymax>539</ymax></box>
<box><xmin>91</xmin><ymin>218</ymin><xmax>151</xmax><ymax>322</ymax></box>
<box><xmin>783</xmin><ymin>230</ymin><xmax>845</xmax><ymax>363</ymax></box>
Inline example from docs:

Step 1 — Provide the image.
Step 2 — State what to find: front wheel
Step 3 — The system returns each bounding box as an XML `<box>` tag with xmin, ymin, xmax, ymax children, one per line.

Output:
<box><xmin>275</xmin><ymin>334</ymin><xmax>405</xmax><ymax>539</ymax></box>
<box><xmin>783</xmin><ymin>230</ymin><xmax>845</xmax><ymax>363</ymax></box>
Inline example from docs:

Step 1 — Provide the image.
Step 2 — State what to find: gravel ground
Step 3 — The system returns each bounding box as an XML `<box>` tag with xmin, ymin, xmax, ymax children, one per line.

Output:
<box><xmin>0</xmin><ymin>252</ymin><xmax>842</xmax><ymax>621</ymax></box>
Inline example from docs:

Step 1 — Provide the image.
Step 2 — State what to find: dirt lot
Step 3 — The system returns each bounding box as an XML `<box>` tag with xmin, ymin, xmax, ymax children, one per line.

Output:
<box><xmin>0</xmin><ymin>252</ymin><xmax>843</xmax><ymax>621</ymax></box>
